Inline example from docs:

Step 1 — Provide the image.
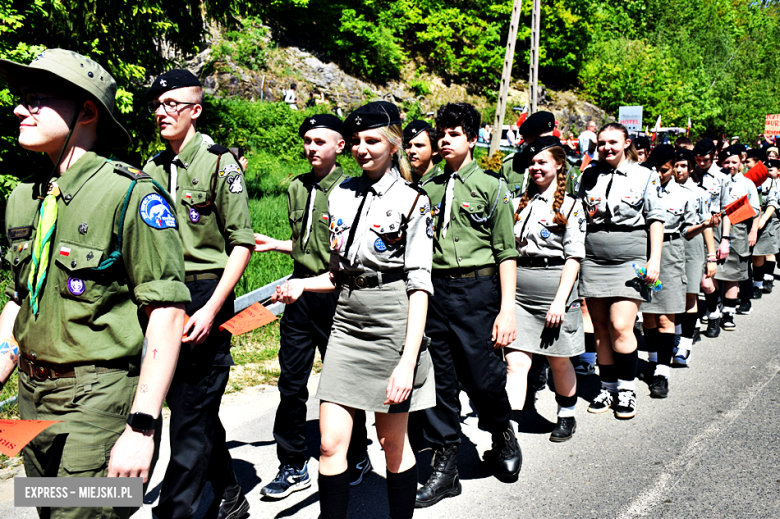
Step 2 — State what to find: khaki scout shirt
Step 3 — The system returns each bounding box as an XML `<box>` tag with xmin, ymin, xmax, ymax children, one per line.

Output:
<box><xmin>328</xmin><ymin>168</ymin><xmax>433</xmax><ymax>295</ymax></box>
<box><xmin>681</xmin><ymin>178</ymin><xmax>712</xmax><ymax>224</ymax></box>
<box><xmin>144</xmin><ymin>132</ymin><xmax>255</xmax><ymax>273</ymax></box>
<box><xmin>513</xmin><ymin>189</ymin><xmax>586</xmax><ymax>260</ymax></box>
<box><xmin>4</xmin><ymin>152</ymin><xmax>190</xmax><ymax>365</ymax></box>
<box><xmin>655</xmin><ymin>179</ymin><xmax>698</xmax><ymax>235</ymax></box>
<box><xmin>695</xmin><ymin>163</ymin><xmax>727</xmax><ymax>213</ymax></box>
<box><xmin>422</xmin><ymin>160</ymin><xmax>519</xmax><ymax>270</ymax></box>
<box><xmin>288</xmin><ymin>165</ymin><xmax>346</xmax><ymax>276</ymax></box>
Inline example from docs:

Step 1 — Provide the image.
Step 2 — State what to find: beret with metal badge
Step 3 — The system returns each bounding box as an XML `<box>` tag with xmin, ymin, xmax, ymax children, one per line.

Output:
<box><xmin>518</xmin><ymin>111</ymin><xmax>555</xmax><ymax>137</ymax></box>
<box><xmin>648</xmin><ymin>144</ymin><xmax>675</xmax><ymax>169</ymax></box>
<box><xmin>342</xmin><ymin>101</ymin><xmax>402</xmax><ymax>137</ymax></box>
<box><xmin>692</xmin><ymin>138</ymin><xmax>717</xmax><ymax>156</ymax></box>
<box><xmin>145</xmin><ymin>69</ymin><xmax>202</xmax><ymax>102</ymax></box>
<box><xmin>403</xmin><ymin>120</ymin><xmax>432</xmax><ymax>145</ymax></box>
<box><xmin>298</xmin><ymin>113</ymin><xmax>343</xmax><ymax>138</ymax></box>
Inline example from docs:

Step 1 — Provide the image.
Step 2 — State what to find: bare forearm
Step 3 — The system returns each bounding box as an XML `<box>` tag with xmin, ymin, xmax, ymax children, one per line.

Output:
<box><xmin>704</xmin><ymin>228</ymin><xmax>716</xmax><ymax>255</ymax></box>
<box><xmin>0</xmin><ymin>301</ymin><xmax>20</xmax><ymax>338</ymax></box>
<box><xmin>649</xmin><ymin>221</ymin><xmax>664</xmax><ymax>262</ymax></box>
<box><xmin>554</xmin><ymin>259</ymin><xmax>580</xmax><ymax>303</ymax></box>
<box><xmin>206</xmin><ymin>246</ymin><xmax>252</xmax><ymax>314</ymax></box>
<box><xmin>401</xmin><ymin>290</ymin><xmax>428</xmax><ymax>366</ymax></box>
<box><xmin>0</xmin><ymin>302</ymin><xmax>21</xmax><ymax>385</ymax></box>
<box><xmin>131</xmin><ymin>305</ymin><xmax>185</xmax><ymax>417</ymax></box>
<box><xmin>301</xmin><ymin>271</ymin><xmax>338</xmax><ymax>293</ymax></box>
<box><xmin>498</xmin><ymin>259</ymin><xmax>517</xmax><ymax>313</ymax></box>
<box><xmin>722</xmin><ymin>215</ymin><xmax>732</xmax><ymax>238</ymax></box>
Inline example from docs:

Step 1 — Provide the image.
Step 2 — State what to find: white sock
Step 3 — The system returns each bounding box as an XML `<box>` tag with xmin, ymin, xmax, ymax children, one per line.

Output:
<box><xmin>754</xmin><ymin>280</ymin><xmax>763</xmax><ymax>288</ymax></box>
<box><xmin>603</xmin><ymin>380</ymin><xmax>618</xmax><ymax>392</ymax></box>
<box><xmin>580</xmin><ymin>352</ymin><xmax>596</xmax><ymax>365</ymax></box>
<box><xmin>765</xmin><ymin>273</ymin><xmax>774</xmax><ymax>281</ymax></box>
<box><xmin>557</xmin><ymin>404</ymin><xmax>576</xmax><ymax>418</ymax></box>
<box><xmin>648</xmin><ymin>351</ymin><xmax>658</xmax><ymax>363</ymax></box>
<box><xmin>695</xmin><ymin>318</ymin><xmax>701</xmax><ymax>328</ymax></box>
<box><xmin>710</xmin><ymin>307</ymin><xmax>722</xmax><ymax>319</ymax></box>
<box><xmin>723</xmin><ymin>305</ymin><xmax>736</xmax><ymax>315</ymax></box>
<box><xmin>675</xmin><ymin>323</ymin><xmax>682</xmax><ymax>335</ymax></box>
<box><xmin>654</xmin><ymin>364</ymin><xmax>671</xmax><ymax>378</ymax></box>
<box><xmin>676</xmin><ymin>347</ymin><xmax>690</xmax><ymax>359</ymax></box>
<box><xmin>678</xmin><ymin>336</ymin><xmax>694</xmax><ymax>349</ymax></box>
<box><xmin>617</xmin><ymin>379</ymin><xmax>636</xmax><ymax>392</ymax></box>
<box><xmin>636</xmin><ymin>312</ymin><xmax>643</xmax><ymax>323</ymax></box>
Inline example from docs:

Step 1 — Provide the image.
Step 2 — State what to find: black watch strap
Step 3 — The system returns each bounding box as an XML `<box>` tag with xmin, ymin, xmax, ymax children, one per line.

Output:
<box><xmin>126</xmin><ymin>412</ymin><xmax>158</xmax><ymax>431</ymax></box>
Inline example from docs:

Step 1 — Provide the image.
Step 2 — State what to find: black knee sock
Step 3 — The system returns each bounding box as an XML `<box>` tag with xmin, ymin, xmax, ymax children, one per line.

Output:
<box><xmin>766</xmin><ymin>261</ymin><xmax>776</xmax><ymax>279</ymax></box>
<box><xmin>598</xmin><ymin>363</ymin><xmax>617</xmax><ymax>383</ymax></box>
<box><xmin>705</xmin><ymin>291</ymin><xmax>721</xmax><ymax>313</ymax></box>
<box><xmin>612</xmin><ymin>350</ymin><xmax>638</xmax><ymax>381</ymax></box>
<box><xmin>739</xmin><ymin>279</ymin><xmax>752</xmax><ymax>300</ymax></box>
<box><xmin>386</xmin><ymin>465</ymin><xmax>418</xmax><ymax>519</ymax></box>
<box><xmin>319</xmin><ymin>470</ymin><xmax>350</xmax><ymax>519</ymax></box>
<box><xmin>657</xmin><ymin>333</ymin><xmax>676</xmax><ymax>366</ymax></box>
<box><xmin>643</xmin><ymin>327</ymin><xmax>659</xmax><ymax>354</ymax></box>
<box><xmin>723</xmin><ymin>297</ymin><xmax>738</xmax><ymax>313</ymax></box>
<box><xmin>680</xmin><ymin>313</ymin><xmax>697</xmax><ymax>339</ymax></box>
<box><xmin>555</xmin><ymin>393</ymin><xmax>577</xmax><ymax>408</ymax></box>
<box><xmin>585</xmin><ymin>332</ymin><xmax>596</xmax><ymax>352</ymax></box>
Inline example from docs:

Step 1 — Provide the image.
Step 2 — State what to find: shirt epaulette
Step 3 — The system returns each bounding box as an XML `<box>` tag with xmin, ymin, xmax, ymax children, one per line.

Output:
<box><xmin>483</xmin><ymin>169</ymin><xmax>501</xmax><ymax>179</ymax></box>
<box><xmin>502</xmin><ymin>152</ymin><xmax>515</xmax><ymax>163</ymax></box>
<box><xmin>113</xmin><ymin>162</ymin><xmax>151</xmax><ymax>180</ymax></box>
<box><xmin>340</xmin><ymin>176</ymin><xmax>359</xmax><ymax>186</ymax></box>
<box><xmin>207</xmin><ymin>144</ymin><xmax>230</xmax><ymax>155</ymax></box>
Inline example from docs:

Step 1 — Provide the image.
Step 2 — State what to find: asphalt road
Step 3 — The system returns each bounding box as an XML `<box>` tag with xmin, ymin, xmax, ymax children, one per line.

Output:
<box><xmin>2</xmin><ymin>290</ymin><xmax>779</xmax><ymax>518</ymax></box>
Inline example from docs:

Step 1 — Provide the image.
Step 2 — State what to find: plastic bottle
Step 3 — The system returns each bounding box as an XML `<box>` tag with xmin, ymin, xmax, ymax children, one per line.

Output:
<box><xmin>632</xmin><ymin>262</ymin><xmax>663</xmax><ymax>292</ymax></box>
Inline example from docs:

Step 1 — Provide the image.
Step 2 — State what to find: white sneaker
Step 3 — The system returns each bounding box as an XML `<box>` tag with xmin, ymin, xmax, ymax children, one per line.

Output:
<box><xmin>673</xmin><ymin>348</ymin><xmax>690</xmax><ymax>366</ymax></box>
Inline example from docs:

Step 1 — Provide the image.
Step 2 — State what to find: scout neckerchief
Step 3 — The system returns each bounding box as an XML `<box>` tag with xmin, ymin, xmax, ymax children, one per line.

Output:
<box><xmin>440</xmin><ymin>171</ymin><xmax>461</xmax><ymax>238</ymax></box>
<box><xmin>27</xmin><ymin>181</ymin><xmax>59</xmax><ymax>316</ymax></box>
<box><xmin>300</xmin><ymin>178</ymin><xmax>319</xmax><ymax>247</ymax></box>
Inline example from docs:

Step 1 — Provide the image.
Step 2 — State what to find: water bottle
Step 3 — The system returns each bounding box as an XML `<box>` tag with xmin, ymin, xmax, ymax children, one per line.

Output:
<box><xmin>632</xmin><ymin>262</ymin><xmax>663</xmax><ymax>292</ymax></box>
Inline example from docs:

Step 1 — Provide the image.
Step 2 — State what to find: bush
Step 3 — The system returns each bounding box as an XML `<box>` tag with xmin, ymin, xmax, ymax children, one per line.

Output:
<box><xmin>208</xmin><ymin>16</ymin><xmax>270</xmax><ymax>74</ymax></box>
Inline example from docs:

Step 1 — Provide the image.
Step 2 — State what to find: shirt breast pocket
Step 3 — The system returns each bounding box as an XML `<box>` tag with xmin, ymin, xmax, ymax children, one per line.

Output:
<box><xmin>372</xmin><ymin>211</ymin><xmax>404</xmax><ymax>250</ymax></box>
<box><xmin>180</xmin><ymin>188</ymin><xmax>213</xmax><ymax>225</ymax></box>
<box><xmin>289</xmin><ymin>209</ymin><xmax>304</xmax><ymax>240</ymax></box>
<box><xmin>6</xmin><ymin>240</ymin><xmax>33</xmax><ymax>299</ymax></box>
<box><xmin>461</xmin><ymin>198</ymin><xmax>489</xmax><ymax>226</ymax></box>
<box><xmin>53</xmin><ymin>241</ymin><xmax>107</xmax><ymax>303</ymax></box>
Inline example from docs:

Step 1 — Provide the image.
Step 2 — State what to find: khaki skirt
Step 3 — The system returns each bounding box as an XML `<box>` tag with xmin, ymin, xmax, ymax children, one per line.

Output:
<box><xmin>715</xmin><ymin>220</ymin><xmax>751</xmax><ymax>282</ymax></box>
<box><xmin>508</xmin><ymin>264</ymin><xmax>584</xmax><ymax>357</ymax></box>
<box><xmin>579</xmin><ymin>229</ymin><xmax>652</xmax><ymax>302</ymax></box>
<box><xmin>753</xmin><ymin>217</ymin><xmax>777</xmax><ymax>256</ymax></box>
<box><xmin>684</xmin><ymin>234</ymin><xmax>705</xmax><ymax>295</ymax></box>
<box><xmin>642</xmin><ymin>236</ymin><xmax>686</xmax><ymax>314</ymax></box>
<box><xmin>316</xmin><ymin>279</ymin><xmax>436</xmax><ymax>413</ymax></box>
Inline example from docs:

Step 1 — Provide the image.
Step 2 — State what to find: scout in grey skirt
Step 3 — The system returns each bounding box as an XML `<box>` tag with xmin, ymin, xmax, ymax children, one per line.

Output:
<box><xmin>579</xmin><ymin>228</ymin><xmax>652</xmax><ymax>302</ymax></box>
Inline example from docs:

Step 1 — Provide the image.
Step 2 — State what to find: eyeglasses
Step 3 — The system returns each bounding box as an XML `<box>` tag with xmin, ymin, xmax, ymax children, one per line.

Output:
<box><xmin>147</xmin><ymin>99</ymin><xmax>197</xmax><ymax>114</ymax></box>
<box><xmin>18</xmin><ymin>94</ymin><xmax>67</xmax><ymax>115</ymax></box>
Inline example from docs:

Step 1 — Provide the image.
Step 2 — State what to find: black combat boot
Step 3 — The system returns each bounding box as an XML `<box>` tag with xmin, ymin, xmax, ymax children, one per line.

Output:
<box><xmin>414</xmin><ymin>445</ymin><xmax>461</xmax><ymax>508</ymax></box>
<box><xmin>208</xmin><ymin>470</ymin><xmax>250</xmax><ymax>519</ymax></box>
<box><xmin>485</xmin><ymin>427</ymin><xmax>522</xmax><ymax>482</ymax></box>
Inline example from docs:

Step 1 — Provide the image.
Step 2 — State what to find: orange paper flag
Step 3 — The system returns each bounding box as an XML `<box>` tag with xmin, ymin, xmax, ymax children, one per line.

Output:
<box><xmin>723</xmin><ymin>195</ymin><xmax>757</xmax><ymax>225</ymax></box>
<box><xmin>579</xmin><ymin>153</ymin><xmax>592</xmax><ymax>172</ymax></box>
<box><xmin>0</xmin><ymin>419</ymin><xmax>61</xmax><ymax>457</ymax></box>
<box><xmin>744</xmin><ymin>161</ymin><xmax>769</xmax><ymax>187</ymax></box>
<box><xmin>219</xmin><ymin>303</ymin><xmax>278</xmax><ymax>335</ymax></box>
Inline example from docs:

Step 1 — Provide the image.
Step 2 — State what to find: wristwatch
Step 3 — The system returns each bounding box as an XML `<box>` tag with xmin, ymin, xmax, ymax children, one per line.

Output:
<box><xmin>126</xmin><ymin>412</ymin><xmax>158</xmax><ymax>432</ymax></box>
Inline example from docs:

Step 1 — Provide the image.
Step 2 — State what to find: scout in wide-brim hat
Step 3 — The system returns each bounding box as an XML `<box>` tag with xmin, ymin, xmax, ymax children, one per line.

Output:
<box><xmin>0</xmin><ymin>48</ymin><xmax>132</xmax><ymax>148</ymax></box>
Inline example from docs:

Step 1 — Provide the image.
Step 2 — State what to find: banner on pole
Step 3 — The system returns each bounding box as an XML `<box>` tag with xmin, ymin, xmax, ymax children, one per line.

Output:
<box><xmin>765</xmin><ymin>114</ymin><xmax>780</xmax><ymax>137</ymax></box>
<box><xmin>619</xmin><ymin>106</ymin><xmax>643</xmax><ymax>132</ymax></box>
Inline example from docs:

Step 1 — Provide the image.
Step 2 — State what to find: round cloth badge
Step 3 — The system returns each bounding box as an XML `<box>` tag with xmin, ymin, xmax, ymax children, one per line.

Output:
<box><xmin>67</xmin><ymin>277</ymin><xmax>86</xmax><ymax>296</ymax></box>
<box><xmin>374</xmin><ymin>237</ymin><xmax>387</xmax><ymax>252</ymax></box>
<box><xmin>189</xmin><ymin>208</ymin><xmax>200</xmax><ymax>223</ymax></box>
<box><xmin>540</xmin><ymin>228</ymin><xmax>551</xmax><ymax>239</ymax></box>
<box><xmin>140</xmin><ymin>194</ymin><xmax>177</xmax><ymax>229</ymax></box>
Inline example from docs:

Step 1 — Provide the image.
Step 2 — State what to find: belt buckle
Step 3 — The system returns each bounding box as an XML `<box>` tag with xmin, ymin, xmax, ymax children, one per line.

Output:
<box><xmin>30</xmin><ymin>361</ymin><xmax>47</xmax><ymax>381</ymax></box>
<box><xmin>354</xmin><ymin>275</ymin><xmax>368</xmax><ymax>288</ymax></box>
<box><xmin>447</xmin><ymin>273</ymin><xmax>460</xmax><ymax>280</ymax></box>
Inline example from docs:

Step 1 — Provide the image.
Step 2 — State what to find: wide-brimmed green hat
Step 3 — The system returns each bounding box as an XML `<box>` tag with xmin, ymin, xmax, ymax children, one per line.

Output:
<box><xmin>0</xmin><ymin>48</ymin><xmax>132</xmax><ymax>149</ymax></box>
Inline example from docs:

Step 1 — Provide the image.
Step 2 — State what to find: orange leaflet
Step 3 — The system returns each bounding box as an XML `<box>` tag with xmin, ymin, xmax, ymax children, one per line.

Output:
<box><xmin>745</xmin><ymin>161</ymin><xmax>769</xmax><ymax>187</ymax></box>
<box><xmin>219</xmin><ymin>303</ymin><xmax>278</xmax><ymax>335</ymax></box>
<box><xmin>0</xmin><ymin>419</ymin><xmax>61</xmax><ymax>457</ymax></box>
<box><xmin>579</xmin><ymin>153</ymin><xmax>592</xmax><ymax>172</ymax></box>
<box><xmin>723</xmin><ymin>195</ymin><xmax>757</xmax><ymax>225</ymax></box>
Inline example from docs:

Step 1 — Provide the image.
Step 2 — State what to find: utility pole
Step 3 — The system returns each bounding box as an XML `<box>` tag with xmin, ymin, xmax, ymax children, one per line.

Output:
<box><xmin>488</xmin><ymin>0</ymin><xmax>524</xmax><ymax>159</ymax></box>
<box><xmin>528</xmin><ymin>0</ymin><xmax>541</xmax><ymax>114</ymax></box>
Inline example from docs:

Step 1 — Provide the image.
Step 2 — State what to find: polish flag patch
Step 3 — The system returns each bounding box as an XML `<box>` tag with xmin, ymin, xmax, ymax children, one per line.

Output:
<box><xmin>185</xmin><ymin>193</ymin><xmax>192</xmax><ymax>199</ymax></box>
<box><xmin>373</xmin><ymin>224</ymin><xmax>381</xmax><ymax>228</ymax></box>
<box><xmin>462</xmin><ymin>203</ymin><xmax>470</xmax><ymax>208</ymax></box>
<box><xmin>322</xmin><ymin>215</ymin><xmax>329</xmax><ymax>220</ymax></box>
<box><xmin>60</xmin><ymin>246</ymin><xmax>71</xmax><ymax>256</ymax></box>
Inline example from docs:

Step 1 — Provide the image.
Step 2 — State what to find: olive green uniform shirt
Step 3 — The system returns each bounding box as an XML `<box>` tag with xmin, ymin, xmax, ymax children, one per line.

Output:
<box><xmin>422</xmin><ymin>160</ymin><xmax>519</xmax><ymax>270</ymax></box>
<box><xmin>4</xmin><ymin>152</ymin><xmax>190</xmax><ymax>365</ymax></box>
<box><xmin>500</xmin><ymin>152</ymin><xmax>529</xmax><ymax>198</ymax></box>
<box><xmin>413</xmin><ymin>162</ymin><xmax>443</xmax><ymax>186</ymax></box>
<box><xmin>143</xmin><ymin>133</ymin><xmax>255</xmax><ymax>273</ymax></box>
<box><xmin>287</xmin><ymin>165</ymin><xmax>346</xmax><ymax>276</ymax></box>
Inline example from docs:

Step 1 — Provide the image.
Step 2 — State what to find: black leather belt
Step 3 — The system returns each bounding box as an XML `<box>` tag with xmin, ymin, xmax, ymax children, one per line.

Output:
<box><xmin>587</xmin><ymin>224</ymin><xmax>644</xmax><ymax>233</ymax></box>
<box><xmin>517</xmin><ymin>257</ymin><xmax>567</xmax><ymax>268</ymax></box>
<box><xmin>663</xmin><ymin>232</ymin><xmax>681</xmax><ymax>241</ymax></box>
<box><xmin>184</xmin><ymin>270</ymin><xmax>223</xmax><ymax>283</ymax></box>
<box><xmin>338</xmin><ymin>269</ymin><xmax>406</xmax><ymax>290</ymax></box>
<box><xmin>19</xmin><ymin>357</ymin><xmax>136</xmax><ymax>382</ymax></box>
<box><xmin>432</xmin><ymin>266</ymin><xmax>497</xmax><ymax>279</ymax></box>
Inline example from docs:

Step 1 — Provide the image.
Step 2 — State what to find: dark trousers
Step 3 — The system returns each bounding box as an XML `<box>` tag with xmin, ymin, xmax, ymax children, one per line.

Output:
<box><xmin>154</xmin><ymin>279</ymin><xmax>236</xmax><ymax>519</ymax></box>
<box><xmin>421</xmin><ymin>274</ymin><xmax>512</xmax><ymax>448</ymax></box>
<box><xmin>275</xmin><ymin>290</ymin><xmax>367</xmax><ymax>468</ymax></box>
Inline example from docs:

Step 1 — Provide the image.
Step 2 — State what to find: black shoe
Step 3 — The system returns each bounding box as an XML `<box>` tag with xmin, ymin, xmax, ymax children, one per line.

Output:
<box><xmin>549</xmin><ymin>417</ymin><xmax>577</xmax><ymax>442</ymax></box>
<box><xmin>415</xmin><ymin>445</ymin><xmax>462</xmax><ymax>508</ymax></box>
<box><xmin>485</xmin><ymin>428</ymin><xmax>522</xmax><ymax>482</ymax></box>
<box><xmin>721</xmin><ymin>312</ymin><xmax>736</xmax><ymax>330</ymax></box>
<box><xmin>692</xmin><ymin>327</ymin><xmax>701</xmax><ymax>344</ymax></box>
<box><xmin>752</xmin><ymin>286</ymin><xmax>763</xmax><ymax>299</ymax></box>
<box><xmin>209</xmin><ymin>483</ymin><xmax>250</xmax><ymax>519</ymax></box>
<box><xmin>614</xmin><ymin>389</ymin><xmax>637</xmax><ymax>419</ymax></box>
<box><xmin>349</xmin><ymin>452</ymin><xmax>371</xmax><ymax>487</ymax></box>
<box><xmin>648</xmin><ymin>375</ymin><xmax>669</xmax><ymax>398</ymax></box>
<box><xmin>637</xmin><ymin>361</ymin><xmax>657</xmax><ymax>382</ymax></box>
<box><xmin>737</xmin><ymin>300</ymin><xmax>752</xmax><ymax>315</ymax></box>
<box><xmin>704</xmin><ymin>317</ymin><xmax>720</xmax><ymax>338</ymax></box>
<box><xmin>763</xmin><ymin>279</ymin><xmax>773</xmax><ymax>294</ymax></box>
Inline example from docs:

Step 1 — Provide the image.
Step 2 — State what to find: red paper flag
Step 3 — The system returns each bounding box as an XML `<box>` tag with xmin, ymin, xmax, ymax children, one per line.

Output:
<box><xmin>723</xmin><ymin>195</ymin><xmax>756</xmax><ymax>225</ymax></box>
<box><xmin>579</xmin><ymin>153</ymin><xmax>592</xmax><ymax>172</ymax></box>
<box><xmin>0</xmin><ymin>419</ymin><xmax>61</xmax><ymax>457</ymax></box>
<box><xmin>219</xmin><ymin>303</ymin><xmax>278</xmax><ymax>335</ymax></box>
<box><xmin>744</xmin><ymin>161</ymin><xmax>769</xmax><ymax>187</ymax></box>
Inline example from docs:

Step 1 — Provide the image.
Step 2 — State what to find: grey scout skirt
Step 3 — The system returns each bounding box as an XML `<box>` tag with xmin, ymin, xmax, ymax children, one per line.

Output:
<box><xmin>579</xmin><ymin>229</ymin><xmax>653</xmax><ymax>302</ymax></box>
<box><xmin>316</xmin><ymin>278</ymin><xmax>436</xmax><ymax>413</ymax></box>
<box><xmin>508</xmin><ymin>264</ymin><xmax>584</xmax><ymax>357</ymax></box>
<box><xmin>684</xmin><ymin>234</ymin><xmax>705</xmax><ymax>295</ymax></box>
<box><xmin>716</xmin><ymin>220</ymin><xmax>751</xmax><ymax>282</ymax></box>
<box><xmin>642</xmin><ymin>235</ymin><xmax>686</xmax><ymax>314</ymax></box>
<box><xmin>753</xmin><ymin>215</ymin><xmax>777</xmax><ymax>256</ymax></box>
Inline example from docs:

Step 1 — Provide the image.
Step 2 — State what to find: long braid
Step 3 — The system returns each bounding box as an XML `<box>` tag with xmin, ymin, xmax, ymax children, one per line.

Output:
<box><xmin>552</xmin><ymin>165</ymin><xmax>568</xmax><ymax>226</ymax></box>
<box><xmin>514</xmin><ymin>185</ymin><xmax>535</xmax><ymax>222</ymax></box>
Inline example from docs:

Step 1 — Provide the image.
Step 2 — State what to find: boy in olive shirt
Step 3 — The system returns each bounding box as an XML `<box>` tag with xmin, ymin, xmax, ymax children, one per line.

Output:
<box><xmin>417</xmin><ymin>103</ymin><xmax>521</xmax><ymax>508</ymax></box>
<box><xmin>254</xmin><ymin>115</ymin><xmax>369</xmax><ymax>499</ymax></box>
<box><xmin>143</xmin><ymin>70</ymin><xmax>255</xmax><ymax>519</ymax></box>
<box><xmin>0</xmin><ymin>49</ymin><xmax>189</xmax><ymax>519</ymax></box>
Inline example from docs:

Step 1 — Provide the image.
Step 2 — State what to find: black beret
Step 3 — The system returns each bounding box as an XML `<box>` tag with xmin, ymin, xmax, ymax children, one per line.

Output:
<box><xmin>692</xmin><ymin>138</ymin><xmax>717</xmax><ymax>156</ymax></box>
<box><xmin>519</xmin><ymin>111</ymin><xmax>555</xmax><ymax>137</ymax></box>
<box><xmin>719</xmin><ymin>145</ymin><xmax>743</xmax><ymax>162</ymax></box>
<box><xmin>403</xmin><ymin>120</ymin><xmax>431</xmax><ymax>145</ymax></box>
<box><xmin>298</xmin><ymin>114</ymin><xmax>343</xmax><ymax>138</ymax></box>
<box><xmin>515</xmin><ymin>136</ymin><xmax>562</xmax><ymax>172</ymax></box>
<box><xmin>633</xmin><ymin>136</ymin><xmax>651</xmax><ymax>151</ymax></box>
<box><xmin>648</xmin><ymin>144</ymin><xmax>675</xmax><ymax>169</ymax></box>
<box><xmin>675</xmin><ymin>148</ymin><xmax>695</xmax><ymax>164</ymax></box>
<box><xmin>767</xmin><ymin>159</ymin><xmax>780</xmax><ymax>169</ymax></box>
<box><xmin>342</xmin><ymin>101</ymin><xmax>402</xmax><ymax>137</ymax></box>
<box><xmin>145</xmin><ymin>69</ymin><xmax>202</xmax><ymax>102</ymax></box>
<box><xmin>746</xmin><ymin>147</ymin><xmax>766</xmax><ymax>161</ymax></box>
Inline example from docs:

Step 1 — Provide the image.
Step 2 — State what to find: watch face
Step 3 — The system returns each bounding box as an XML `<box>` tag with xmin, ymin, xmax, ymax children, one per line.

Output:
<box><xmin>128</xmin><ymin>412</ymin><xmax>156</xmax><ymax>431</ymax></box>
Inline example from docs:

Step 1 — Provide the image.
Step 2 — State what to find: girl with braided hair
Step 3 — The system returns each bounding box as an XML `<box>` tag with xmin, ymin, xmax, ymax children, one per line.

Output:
<box><xmin>504</xmin><ymin>137</ymin><xmax>586</xmax><ymax>442</ymax></box>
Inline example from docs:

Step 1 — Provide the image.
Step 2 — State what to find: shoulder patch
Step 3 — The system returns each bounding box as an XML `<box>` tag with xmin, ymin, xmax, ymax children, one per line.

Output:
<box><xmin>139</xmin><ymin>193</ymin><xmax>177</xmax><ymax>229</ymax></box>
<box><xmin>207</xmin><ymin>144</ymin><xmax>230</xmax><ymax>155</ymax></box>
<box><xmin>114</xmin><ymin>163</ymin><xmax>151</xmax><ymax>180</ymax></box>
<box><xmin>218</xmin><ymin>163</ymin><xmax>242</xmax><ymax>178</ymax></box>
